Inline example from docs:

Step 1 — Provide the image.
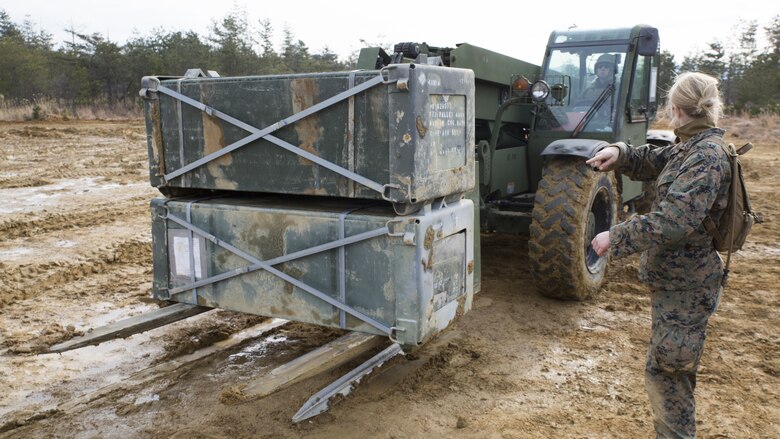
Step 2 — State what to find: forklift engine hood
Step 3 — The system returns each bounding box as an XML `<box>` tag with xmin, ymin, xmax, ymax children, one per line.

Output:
<box><xmin>540</xmin><ymin>139</ymin><xmax>609</xmax><ymax>159</ymax></box>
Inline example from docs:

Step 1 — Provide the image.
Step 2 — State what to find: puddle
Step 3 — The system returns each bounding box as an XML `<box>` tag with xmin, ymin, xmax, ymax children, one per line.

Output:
<box><xmin>0</xmin><ymin>247</ymin><xmax>35</xmax><ymax>258</ymax></box>
<box><xmin>0</xmin><ymin>178</ymin><xmax>144</xmax><ymax>214</ymax></box>
<box><xmin>228</xmin><ymin>334</ymin><xmax>289</xmax><ymax>361</ymax></box>
<box><xmin>0</xmin><ymin>302</ymin><xmax>162</xmax><ymax>420</ymax></box>
<box><xmin>208</xmin><ymin>332</ymin><xmax>291</xmax><ymax>380</ymax></box>
<box><xmin>134</xmin><ymin>394</ymin><xmax>160</xmax><ymax>405</ymax></box>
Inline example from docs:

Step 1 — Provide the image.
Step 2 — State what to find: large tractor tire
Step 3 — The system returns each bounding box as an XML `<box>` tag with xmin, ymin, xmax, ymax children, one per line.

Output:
<box><xmin>529</xmin><ymin>156</ymin><xmax>619</xmax><ymax>300</ymax></box>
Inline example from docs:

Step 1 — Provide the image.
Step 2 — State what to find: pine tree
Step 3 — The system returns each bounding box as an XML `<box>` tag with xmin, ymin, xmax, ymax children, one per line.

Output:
<box><xmin>699</xmin><ymin>41</ymin><xmax>726</xmax><ymax>79</ymax></box>
<box><xmin>208</xmin><ymin>6</ymin><xmax>257</xmax><ymax>75</ymax></box>
<box><xmin>657</xmin><ymin>50</ymin><xmax>677</xmax><ymax>102</ymax></box>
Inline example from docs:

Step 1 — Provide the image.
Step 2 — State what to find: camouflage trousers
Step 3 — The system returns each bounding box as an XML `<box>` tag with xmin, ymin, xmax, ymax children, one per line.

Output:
<box><xmin>645</xmin><ymin>284</ymin><xmax>722</xmax><ymax>439</ymax></box>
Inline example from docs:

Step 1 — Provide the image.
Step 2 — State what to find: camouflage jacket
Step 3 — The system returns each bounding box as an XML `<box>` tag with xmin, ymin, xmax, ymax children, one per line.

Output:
<box><xmin>581</xmin><ymin>79</ymin><xmax>612</xmax><ymax>101</ymax></box>
<box><xmin>609</xmin><ymin>121</ymin><xmax>731</xmax><ymax>290</ymax></box>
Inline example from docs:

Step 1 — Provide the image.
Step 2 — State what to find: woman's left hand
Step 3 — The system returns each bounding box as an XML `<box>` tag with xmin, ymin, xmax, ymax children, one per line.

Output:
<box><xmin>591</xmin><ymin>231</ymin><xmax>610</xmax><ymax>257</ymax></box>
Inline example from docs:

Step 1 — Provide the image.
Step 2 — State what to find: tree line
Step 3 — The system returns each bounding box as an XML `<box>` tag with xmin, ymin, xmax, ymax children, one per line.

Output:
<box><xmin>0</xmin><ymin>8</ymin><xmax>350</xmax><ymax>110</ymax></box>
<box><xmin>1</xmin><ymin>8</ymin><xmax>778</xmax><ymax>116</ymax></box>
<box><xmin>656</xmin><ymin>16</ymin><xmax>780</xmax><ymax>115</ymax></box>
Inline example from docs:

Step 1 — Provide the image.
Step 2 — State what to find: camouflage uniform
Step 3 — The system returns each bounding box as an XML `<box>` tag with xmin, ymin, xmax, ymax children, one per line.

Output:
<box><xmin>581</xmin><ymin>78</ymin><xmax>612</xmax><ymax>101</ymax></box>
<box><xmin>581</xmin><ymin>53</ymin><xmax>617</xmax><ymax>101</ymax></box>
<box><xmin>607</xmin><ymin>120</ymin><xmax>730</xmax><ymax>438</ymax></box>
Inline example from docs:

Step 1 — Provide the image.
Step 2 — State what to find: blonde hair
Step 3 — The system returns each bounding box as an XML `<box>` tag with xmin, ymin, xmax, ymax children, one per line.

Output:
<box><xmin>666</xmin><ymin>72</ymin><xmax>723</xmax><ymax>126</ymax></box>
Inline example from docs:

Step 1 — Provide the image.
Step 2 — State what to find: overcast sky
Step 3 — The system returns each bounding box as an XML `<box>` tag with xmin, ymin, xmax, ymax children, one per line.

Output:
<box><xmin>2</xmin><ymin>1</ymin><xmax>777</xmax><ymax>66</ymax></box>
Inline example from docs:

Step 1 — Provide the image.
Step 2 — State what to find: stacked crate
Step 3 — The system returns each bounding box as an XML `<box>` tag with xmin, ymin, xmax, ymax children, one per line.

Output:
<box><xmin>141</xmin><ymin>64</ymin><xmax>476</xmax><ymax>348</ymax></box>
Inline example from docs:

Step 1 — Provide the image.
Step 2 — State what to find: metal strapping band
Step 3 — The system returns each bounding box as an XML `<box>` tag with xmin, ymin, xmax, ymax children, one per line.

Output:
<box><xmin>185</xmin><ymin>199</ymin><xmax>197</xmax><ymax>303</ymax></box>
<box><xmin>176</xmin><ymin>80</ymin><xmax>185</xmax><ymax>171</ymax></box>
<box><xmin>347</xmin><ymin>72</ymin><xmax>356</xmax><ymax>198</ymax></box>
<box><xmin>158</xmin><ymin>75</ymin><xmax>389</xmax><ymax>195</ymax></box>
<box><xmin>164</xmin><ymin>211</ymin><xmax>392</xmax><ymax>335</ymax></box>
<box><xmin>338</xmin><ymin>206</ymin><xmax>363</xmax><ymax>329</ymax></box>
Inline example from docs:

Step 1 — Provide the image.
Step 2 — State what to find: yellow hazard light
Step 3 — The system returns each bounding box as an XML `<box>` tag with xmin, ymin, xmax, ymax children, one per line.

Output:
<box><xmin>512</xmin><ymin>76</ymin><xmax>530</xmax><ymax>92</ymax></box>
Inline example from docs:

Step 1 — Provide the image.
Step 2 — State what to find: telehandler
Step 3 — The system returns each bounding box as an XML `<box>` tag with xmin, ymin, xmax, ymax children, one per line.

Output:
<box><xmin>358</xmin><ymin>25</ymin><xmax>663</xmax><ymax>300</ymax></box>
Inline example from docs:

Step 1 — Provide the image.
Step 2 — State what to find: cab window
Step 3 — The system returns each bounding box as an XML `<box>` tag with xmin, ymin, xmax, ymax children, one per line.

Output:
<box><xmin>628</xmin><ymin>55</ymin><xmax>653</xmax><ymax>122</ymax></box>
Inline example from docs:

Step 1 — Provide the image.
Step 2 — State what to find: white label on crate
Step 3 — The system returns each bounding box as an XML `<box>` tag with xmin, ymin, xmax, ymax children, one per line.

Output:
<box><xmin>507</xmin><ymin>182</ymin><xmax>515</xmax><ymax>194</ymax></box>
<box><xmin>173</xmin><ymin>236</ymin><xmax>202</xmax><ymax>279</ymax></box>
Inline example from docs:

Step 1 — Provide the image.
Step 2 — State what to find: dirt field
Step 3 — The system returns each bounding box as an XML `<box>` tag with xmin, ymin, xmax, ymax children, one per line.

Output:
<box><xmin>0</xmin><ymin>117</ymin><xmax>778</xmax><ymax>438</ymax></box>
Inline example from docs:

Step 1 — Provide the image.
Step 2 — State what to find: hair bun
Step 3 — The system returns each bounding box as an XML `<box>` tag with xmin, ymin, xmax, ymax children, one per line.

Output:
<box><xmin>667</xmin><ymin>72</ymin><xmax>723</xmax><ymax>125</ymax></box>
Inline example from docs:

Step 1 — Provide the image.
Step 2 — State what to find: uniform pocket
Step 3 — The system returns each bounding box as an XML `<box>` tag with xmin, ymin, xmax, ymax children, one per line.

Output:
<box><xmin>654</xmin><ymin>172</ymin><xmax>676</xmax><ymax>199</ymax></box>
<box><xmin>651</xmin><ymin>319</ymin><xmax>707</xmax><ymax>374</ymax></box>
<box><xmin>656</xmin><ymin>171</ymin><xmax>676</xmax><ymax>186</ymax></box>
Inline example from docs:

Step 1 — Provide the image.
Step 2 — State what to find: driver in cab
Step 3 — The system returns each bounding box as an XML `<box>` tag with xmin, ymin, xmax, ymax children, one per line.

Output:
<box><xmin>581</xmin><ymin>53</ymin><xmax>616</xmax><ymax>100</ymax></box>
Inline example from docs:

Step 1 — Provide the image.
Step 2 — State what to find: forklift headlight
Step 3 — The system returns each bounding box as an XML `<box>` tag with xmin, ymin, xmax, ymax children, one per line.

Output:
<box><xmin>531</xmin><ymin>80</ymin><xmax>550</xmax><ymax>101</ymax></box>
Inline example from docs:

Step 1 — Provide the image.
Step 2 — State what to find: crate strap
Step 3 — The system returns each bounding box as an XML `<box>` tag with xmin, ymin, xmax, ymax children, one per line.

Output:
<box><xmin>176</xmin><ymin>79</ymin><xmax>185</xmax><ymax>171</ymax></box>
<box><xmin>164</xmin><ymin>210</ymin><xmax>393</xmax><ymax>335</ymax></box>
<box><xmin>185</xmin><ymin>198</ymin><xmax>197</xmax><ymax>303</ymax></box>
<box><xmin>154</xmin><ymin>74</ymin><xmax>398</xmax><ymax>198</ymax></box>
<box><xmin>347</xmin><ymin>72</ymin><xmax>356</xmax><ymax>198</ymax></box>
<box><xmin>338</xmin><ymin>206</ymin><xmax>364</xmax><ymax>329</ymax></box>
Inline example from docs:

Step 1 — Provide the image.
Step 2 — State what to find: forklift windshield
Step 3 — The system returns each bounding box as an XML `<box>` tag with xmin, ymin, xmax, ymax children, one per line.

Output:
<box><xmin>534</xmin><ymin>44</ymin><xmax>629</xmax><ymax>133</ymax></box>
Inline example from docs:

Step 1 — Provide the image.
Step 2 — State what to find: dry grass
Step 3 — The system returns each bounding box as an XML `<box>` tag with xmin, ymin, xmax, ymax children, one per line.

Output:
<box><xmin>652</xmin><ymin>113</ymin><xmax>779</xmax><ymax>146</ymax></box>
<box><xmin>4</xmin><ymin>97</ymin><xmax>777</xmax><ymax>143</ymax></box>
<box><xmin>720</xmin><ymin>113</ymin><xmax>780</xmax><ymax>145</ymax></box>
<box><xmin>0</xmin><ymin>98</ymin><xmax>142</xmax><ymax>122</ymax></box>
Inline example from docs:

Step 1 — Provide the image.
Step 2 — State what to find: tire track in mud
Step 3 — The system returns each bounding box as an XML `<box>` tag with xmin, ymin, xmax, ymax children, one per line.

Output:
<box><xmin>2</xmin><ymin>124</ymin><xmax>145</xmax><ymax>140</ymax></box>
<box><xmin>0</xmin><ymin>165</ymin><xmax>147</xmax><ymax>190</ymax></box>
<box><xmin>50</xmin><ymin>168</ymin><xmax>127</xmax><ymax>180</ymax></box>
<box><xmin>0</xmin><ymin>196</ymin><xmax>151</xmax><ymax>240</ymax></box>
<box><xmin>0</xmin><ymin>178</ymin><xmax>54</xmax><ymax>189</ymax></box>
<box><xmin>0</xmin><ymin>235</ymin><xmax>152</xmax><ymax>308</ymax></box>
<box><xmin>0</xmin><ymin>123</ymin><xmax>148</xmax><ymax>191</ymax></box>
<box><xmin>0</xmin><ymin>264</ymin><xmax>156</xmax><ymax>352</ymax></box>
<box><xmin>0</xmin><ymin>166</ymin><xmax>148</xmax><ymax>189</ymax></box>
<box><xmin>27</xmin><ymin>160</ymin><xmax>146</xmax><ymax>182</ymax></box>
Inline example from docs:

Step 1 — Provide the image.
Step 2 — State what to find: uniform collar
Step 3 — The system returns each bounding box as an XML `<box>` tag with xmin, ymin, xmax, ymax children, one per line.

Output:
<box><xmin>672</xmin><ymin>125</ymin><xmax>725</xmax><ymax>158</ymax></box>
<box><xmin>673</xmin><ymin>118</ymin><xmax>716</xmax><ymax>143</ymax></box>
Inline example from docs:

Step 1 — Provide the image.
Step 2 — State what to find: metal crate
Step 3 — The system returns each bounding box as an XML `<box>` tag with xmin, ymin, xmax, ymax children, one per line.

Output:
<box><xmin>151</xmin><ymin>195</ymin><xmax>475</xmax><ymax>347</ymax></box>
<box><xmin>142</xmin><ymin>64</ymin><xmax>475</xmax><ymax>213</ymax></box>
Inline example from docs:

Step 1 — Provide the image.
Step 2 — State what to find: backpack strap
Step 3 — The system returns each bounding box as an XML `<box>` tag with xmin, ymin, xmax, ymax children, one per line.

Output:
<box><xmin>701</xmin><ymin>136</ymin><xmax>731</xmax><ymax>240</ymax></box>
<box><xmin>720</xmin><ymin>143</ymin><xmax>739</xmax><ymax>286</ymax></box>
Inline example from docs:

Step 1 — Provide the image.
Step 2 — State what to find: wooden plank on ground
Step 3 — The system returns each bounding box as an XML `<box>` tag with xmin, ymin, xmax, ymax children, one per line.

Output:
<box><xmin>241</xmin><ymin>331</ymin><xmax>385</xmax><ymax>399</ymax></box>
<box><xmin>57</xmin><ymin>318</ymin><xmax>289</xmax><ymax>413</ymax></box>
<box><xmin>49</xmin><ymin>303</ymin><xmax>212</xmax><ymax>353</ymax></box>
<box><xmin>1</xmin><ymin>319</ymin><xmax>289</xmax><ymax>434</ymax></box>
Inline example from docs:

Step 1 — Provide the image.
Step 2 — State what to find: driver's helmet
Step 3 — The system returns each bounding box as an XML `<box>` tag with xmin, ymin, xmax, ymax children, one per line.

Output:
<box><xmin>595</xmin><ymin>54</ymin><xmax>616</xmax><ymax>72</ymax></box>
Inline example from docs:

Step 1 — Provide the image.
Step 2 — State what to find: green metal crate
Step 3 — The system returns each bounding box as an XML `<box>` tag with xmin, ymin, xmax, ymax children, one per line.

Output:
<box><xmin>151</xmin><ymin>195</ymin><xmax>475</xmax><ymax>347</ymax></box>
<box><xmin>142</xmin><ymin>64</ymin><xmax>475</xmax><ymax>212</ymax></box>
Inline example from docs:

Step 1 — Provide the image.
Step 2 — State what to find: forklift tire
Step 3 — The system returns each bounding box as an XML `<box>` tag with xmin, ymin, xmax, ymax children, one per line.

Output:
<box><xmin>529</xmin><ymin>156</ymin><xmax>619</xmax><ymax>300</ymax></box>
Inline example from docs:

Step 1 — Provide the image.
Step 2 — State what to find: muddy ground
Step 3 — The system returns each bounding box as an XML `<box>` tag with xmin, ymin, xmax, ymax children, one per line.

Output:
<box><xmin>0</xmin><ymin>117</ymin><xmax>778</xmax><ymax>438</ymax></box>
